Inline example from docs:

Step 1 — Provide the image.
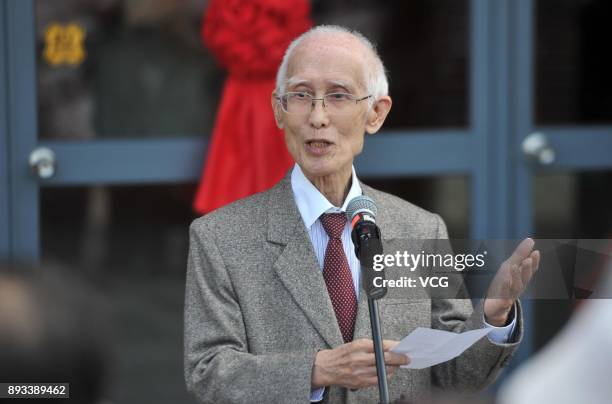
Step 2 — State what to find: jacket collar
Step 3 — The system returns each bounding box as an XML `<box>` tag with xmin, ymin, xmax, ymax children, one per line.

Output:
<box><xmin>266</xmin><ymin>170</ymin><xmax>392</xmax><ymax>245</ymax></box>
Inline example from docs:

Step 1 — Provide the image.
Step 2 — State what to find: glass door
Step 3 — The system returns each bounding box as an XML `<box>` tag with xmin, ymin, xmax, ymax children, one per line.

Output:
<box><xmin>512</xmin><ymin>0</ymin><xmax>612</xmax><ymax>355</ymax></box>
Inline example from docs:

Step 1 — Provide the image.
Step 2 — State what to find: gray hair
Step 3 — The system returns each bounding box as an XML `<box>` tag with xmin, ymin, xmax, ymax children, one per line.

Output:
<box><xmin>275</xmin><ymin>25</ymin><xmax>389</xmax><ymax>102</ymax></box>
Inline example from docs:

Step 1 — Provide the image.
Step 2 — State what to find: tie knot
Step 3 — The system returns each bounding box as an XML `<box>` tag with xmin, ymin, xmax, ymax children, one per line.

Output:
<box><xmin>320</xmin><ymin>213</ymin><xmax>347</xmax><ymax>239</ymax></box>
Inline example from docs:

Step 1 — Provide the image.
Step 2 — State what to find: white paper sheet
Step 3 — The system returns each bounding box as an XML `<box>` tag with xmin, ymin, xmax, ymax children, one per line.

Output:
<box><xmin>390</xmin><ymin>327</ymin><xmax>493</xmax><ymax>369</ymax></box>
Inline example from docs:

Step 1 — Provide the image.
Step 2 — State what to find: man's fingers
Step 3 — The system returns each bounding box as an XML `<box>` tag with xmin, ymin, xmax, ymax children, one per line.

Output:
<box><xmin>331</xmin><ymin>340</ymin><xmax>410</xmax><ymax>390</ymax></box>
<box><xmin>350</xmin><ymin>338</ymin><xmax>374</xmax><ymax>353</ymax></box>
<box><xmin>349</xmin><ymin>352</ymin><xmax>376</xmax><ymax>366</ymax></box>
<box><xmin>353</xmin><ymin>339</ymin><xmax>404</xmax><ymax>355</ymax></box>
<box><xmin>519</xmin><ymin>257</ymin><xmax>533</xmax><ymax>286</ymax></box>
<box><xmin>382</xmin><ymin>340</ymin><xmax>400</xmax><ymax>351</ymax></box>
<box><xmin>363</xmin><ymin>377</ymin><xmax>380</xmax><ymax>387</ymax></box>
<box><xmin>507</xmin><ymin>238</ymin><xmax>535</xmax><ymax>267</ymax></box>
<box><xmin>531</xmin><ymin>250</ymin><xmax>541</xmax><ymax>273</ymax></box>
<box><xmin>351</xmin><ymin>348</ymin><xmax>408</xmax><ymax>365</ymax></box>
<box><xmin>509</xmin><ymin>264</ymin><xmax>522</xmax><ymax>297</ymax></box>
<box><xmin>348</xmin><ymin>339</ymin><xmax>409</xmax><ymax>366</ymax></box>
<box><xmin>384</xmin><ymin>352</ymin><xmax>410</xmax><ymax>366</ymax></box>
<box><xmin>361</xmin><ymin>365</ymin><xmax>401</xmax><ymax>380</ymax></box>
<box><xmin>519</xmin><ymin>250</ymin><xmax>541</xmax><ymax>289</ymax></box>
<box><xmin>348</xmin><ymin>351</ymin><xmax>409</xmax><ymax>367</ymax></box>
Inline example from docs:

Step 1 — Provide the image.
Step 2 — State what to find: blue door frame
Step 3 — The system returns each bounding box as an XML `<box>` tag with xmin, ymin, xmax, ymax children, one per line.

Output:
<box><xmin>3</xmin><ymin>0</ymin><xmax>612</xmax><ymax>365</ymax></box>
<box><xmin>0</xmin><ymin>0</ymin><xmax>10</xmax><ymax>260</ymax></box>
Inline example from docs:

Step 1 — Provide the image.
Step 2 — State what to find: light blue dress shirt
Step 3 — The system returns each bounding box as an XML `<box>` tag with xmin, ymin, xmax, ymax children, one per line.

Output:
<box><xmin>289</xmin><ymin>164</ymin><xmax>516</xmax><ymax>402</ymax></box>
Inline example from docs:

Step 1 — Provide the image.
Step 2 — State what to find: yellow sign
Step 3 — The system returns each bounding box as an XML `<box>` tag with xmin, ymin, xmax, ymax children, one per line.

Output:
<box><xmin>43</xmin><ymin>23</ymin><xmax>86</xmax><ymax>66</ymax></box>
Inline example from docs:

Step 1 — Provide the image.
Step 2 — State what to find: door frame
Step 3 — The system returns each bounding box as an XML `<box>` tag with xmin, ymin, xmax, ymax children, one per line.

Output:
<box><xmin>0</xmin><ymin>0</ymin><xmax>10</xmax><ymax>260</ymax></box>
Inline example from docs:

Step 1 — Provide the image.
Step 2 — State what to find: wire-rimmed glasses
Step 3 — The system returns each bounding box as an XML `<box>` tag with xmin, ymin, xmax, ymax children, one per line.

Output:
<box><xmin>276</xmin><ymin>92</ymin><xmax>372</xmax><ymax>115</ymax></box>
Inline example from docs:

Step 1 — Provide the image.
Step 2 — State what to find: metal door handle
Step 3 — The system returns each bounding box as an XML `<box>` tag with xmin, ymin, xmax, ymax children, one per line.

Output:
<box><xmin>522</xmin><ymin>132</ymin><xmax>556</xmax><ymax>165</ymax></box>
<box><xmin>29</xmin><ymin>147</ymin><xmax>57</xmax><ymax>179</ymax></box>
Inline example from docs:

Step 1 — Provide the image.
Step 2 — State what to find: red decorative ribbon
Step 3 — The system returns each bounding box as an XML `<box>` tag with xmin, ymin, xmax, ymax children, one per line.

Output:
<box><xmin>193</xmin><ymin>0</ymin><xmax>311</xmax><ymax>214</ymax></box>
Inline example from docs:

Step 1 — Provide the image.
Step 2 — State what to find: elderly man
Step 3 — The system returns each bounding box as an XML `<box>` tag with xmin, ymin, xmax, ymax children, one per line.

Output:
<box><xmin>184</xmin><ymin>25</ymin><xmax>539</xmax><ymax>403</ymax></box>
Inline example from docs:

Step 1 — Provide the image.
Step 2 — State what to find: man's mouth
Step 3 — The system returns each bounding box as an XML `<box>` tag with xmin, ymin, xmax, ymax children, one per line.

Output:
<box><xmin>305</xmin><ymin>140</ymin><xmax>333</xmax><ymax>148</ymax></box>
<box><xmin>304</xmin><ymin>139</ymin><xmax>333</xmax><ymax>155</ymax></box>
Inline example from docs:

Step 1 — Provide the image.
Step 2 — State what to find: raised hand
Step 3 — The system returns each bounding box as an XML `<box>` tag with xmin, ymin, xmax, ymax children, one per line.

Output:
<box><xmin>484</xmin><ymin>238</ymin><xmax>540</xmax><ymax>326</ymax></box>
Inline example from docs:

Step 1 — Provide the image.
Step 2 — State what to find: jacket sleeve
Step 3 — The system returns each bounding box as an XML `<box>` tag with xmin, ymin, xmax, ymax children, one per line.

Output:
<box><xmin>429</xmin><ymin>214</ymin><xmax>523</xmax><ymax>392</ymax></box>
<box><xmin>184</xmin><ymin>219</ymin><xmax>318</xmax><ymax>403</ymax></box>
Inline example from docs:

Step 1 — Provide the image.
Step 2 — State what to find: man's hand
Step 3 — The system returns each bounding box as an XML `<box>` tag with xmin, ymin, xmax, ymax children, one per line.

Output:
<box><xmin>484</xmin><ymin>238</ymin><xmax>541</xmax><ymax>326</ymax></box>
<box><xmin>311</xmin><ymin>339</ymin><xmax>409</xmax><ymax>390</ymax></box>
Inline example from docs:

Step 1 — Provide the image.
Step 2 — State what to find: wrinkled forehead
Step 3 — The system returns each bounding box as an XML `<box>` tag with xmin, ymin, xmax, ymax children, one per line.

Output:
<box><xmin>285</xmin><ymin>33</ymin><xmax>370</xmax><ymax>92</ymax></box>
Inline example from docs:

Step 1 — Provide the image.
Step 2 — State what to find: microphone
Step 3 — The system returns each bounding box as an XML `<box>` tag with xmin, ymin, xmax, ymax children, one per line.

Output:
<box><xmin>346</xmin><ymin>195</ymin><xmax>390</xmax><ymax>404</ymax></box>
<box><xmin>346</xmin><ymin>196</ymin><xmax>386</xmax><ymax>300</ymax></box>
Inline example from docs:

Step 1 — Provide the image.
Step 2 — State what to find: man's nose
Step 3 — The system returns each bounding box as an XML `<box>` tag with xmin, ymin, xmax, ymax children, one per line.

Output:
<box><xmin>308</xmin><ymin>98</ymin><xmax>329</xmax><ymax>128</ymax></box>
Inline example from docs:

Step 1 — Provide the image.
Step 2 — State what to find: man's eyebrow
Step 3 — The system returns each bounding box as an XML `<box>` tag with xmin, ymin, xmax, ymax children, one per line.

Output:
<box><xmin>285</xmin><ymin>78</ymin><xmax>310</xmax><ymax>88</ymax></box>
<box><xmin>284</xmin><ymin>78</ymin><xmax>357</xmax><ymax>92</ymax></box>
<box><xmin>327</xmin><ymin>80</ymin><xmax>355</xmax><ymax>92</ymax></box>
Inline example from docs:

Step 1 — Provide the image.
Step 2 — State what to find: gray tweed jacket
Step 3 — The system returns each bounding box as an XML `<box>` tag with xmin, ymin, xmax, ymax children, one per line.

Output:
<box><xmin>184</xmin><ymin>174</ymin><xmax>522</xmax><ymax>403</ymax></box>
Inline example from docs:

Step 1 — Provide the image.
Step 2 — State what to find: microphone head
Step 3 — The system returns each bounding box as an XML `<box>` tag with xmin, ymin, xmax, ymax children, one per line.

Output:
<box><xmin>346</xmin><ymin>195</ymin><xmax>377</xmax><ymax>221</ymax></box>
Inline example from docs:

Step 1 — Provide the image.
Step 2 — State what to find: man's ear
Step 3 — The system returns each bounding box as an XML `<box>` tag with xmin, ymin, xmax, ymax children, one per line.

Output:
<box><xmin>271</xmin><ymin>93</ymin><xmax>284</xmax><ymax>129</ymax></box>
<box><xmin>365</xmin><ymin>96</ymin><xmax>392</xmax><ymax>135</ymax></box>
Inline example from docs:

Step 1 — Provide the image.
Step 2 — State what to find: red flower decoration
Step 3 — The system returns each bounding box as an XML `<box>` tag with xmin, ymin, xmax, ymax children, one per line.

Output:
<box><xmin>202</xmin><ymin>0</ymin><xmax>311</xmax><ymax>79</ymax></box>
<box><xmin>193</xmin><ymin>0</ymin><xmax>311</xmax><ymax>214</ymax></box>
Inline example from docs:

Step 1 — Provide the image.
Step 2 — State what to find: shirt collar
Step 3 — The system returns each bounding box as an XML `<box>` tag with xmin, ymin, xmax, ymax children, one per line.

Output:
<box><xmin>291</xmin><ymin>163</ymin><xmax>363</xmax><ymax>229</ymax></box>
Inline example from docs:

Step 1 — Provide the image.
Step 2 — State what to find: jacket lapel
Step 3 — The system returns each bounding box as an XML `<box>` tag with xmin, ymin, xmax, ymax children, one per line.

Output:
<box><xmin>268</xmin><ymin>175</ymin><xmax>345</xmax><ymax>348</ymax></box>
<box><xmin>353</xmin><ymin>290</ymin><xmax>371</xmax><ymax>339</ymax></box>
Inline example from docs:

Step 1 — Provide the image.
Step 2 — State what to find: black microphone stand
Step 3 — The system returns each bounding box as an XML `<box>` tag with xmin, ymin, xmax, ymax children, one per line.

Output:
<box><xmin>367</xmin><ymin>291</ymin><xmax>389</xmax><ymax>404</ymax></box>
<box><xmin>355</xmin><ymin>230</ymin><xmax>389</xmax><ymax>404</ymax></box>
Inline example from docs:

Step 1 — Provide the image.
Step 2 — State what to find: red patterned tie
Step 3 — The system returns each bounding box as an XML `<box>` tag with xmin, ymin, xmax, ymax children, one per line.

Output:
<box><xmin>320</xmin><ymin>213</ymin><xmax>357</xmax><ymax>343</ymax></box>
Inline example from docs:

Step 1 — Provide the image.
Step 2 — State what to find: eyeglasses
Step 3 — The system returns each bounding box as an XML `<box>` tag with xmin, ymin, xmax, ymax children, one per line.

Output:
<box><xmin>276</xmin><ymin>92</ymin><xmax>372</xmax><ymax>115</ymax></box>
